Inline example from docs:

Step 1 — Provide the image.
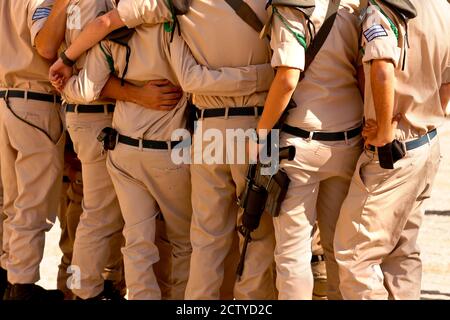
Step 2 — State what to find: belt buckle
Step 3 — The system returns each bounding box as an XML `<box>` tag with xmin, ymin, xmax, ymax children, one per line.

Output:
<box><xmin>138</xmin><ymin>137</ymin><xmax>144</xmax><ymax>151</ymax></box>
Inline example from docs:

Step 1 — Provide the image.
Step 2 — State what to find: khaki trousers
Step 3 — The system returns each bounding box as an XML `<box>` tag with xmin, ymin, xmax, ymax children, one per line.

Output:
<box><xmin>107</xmin><ymin>143</ymin><xmax>192</xmax><ymax>300</ymax></box>
<box><xmin>66</xmin><ymin>112</ymin><xmax>124</xmax><ymax>299</ymax></box>
<box><xmin>185</xmin><ymin>116</ymin><xmax>276</xmax><ymax>300</ymax></box>
<box><xmin>0</xmin><ymin>97</ymin><xmax>64</xmax><ymax>284</ymax></box>
<box><xmin>334</xmin><ymin>136</ymin><xmax>440</xmax><ymax>300</ymax></box>
<box><xmin>57</xmin><ymin>177</ymin><xmax>83</xmax><ymax>295</ymax></box>
<box><xmin>275</xmin><ymin>133</ymin><xmax>362</xmax><ymax>300</ymax></box>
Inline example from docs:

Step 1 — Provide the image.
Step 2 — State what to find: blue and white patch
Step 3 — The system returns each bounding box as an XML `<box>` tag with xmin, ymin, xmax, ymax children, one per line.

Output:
<box><xmin>32</xmin><ymin>7</ymin><xmax>51</xmax><ymax>21</ymax></box>
<box><xmin>363</xmin><ymin>24</ymin><xmax>388</xmax><ymax>42</ymax></box>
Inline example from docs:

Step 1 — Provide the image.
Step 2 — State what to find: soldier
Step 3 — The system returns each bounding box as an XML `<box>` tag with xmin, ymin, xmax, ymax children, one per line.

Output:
<box><xmin>54</xmin><ymin>0</ymin><xmax>273</xmax><ymax>300</ymax></box>
<box><xmin>0</xmin><ymin>0</ymin><xmax>65</xmax><ymax>300</ymax></box>
<box><xmin>334</xmin><ymin>0</ymin><xmax>450</xmax><ymax>299</ymax></box>
<box><xmin>255</xmin><ymin>0</ymin><xmax>365</xmax><ymax>299</ymax></box>
<box><xmin>173</xmin><ymin>0</ymin><xmax>277</xmax><ymax>300</ymax></box>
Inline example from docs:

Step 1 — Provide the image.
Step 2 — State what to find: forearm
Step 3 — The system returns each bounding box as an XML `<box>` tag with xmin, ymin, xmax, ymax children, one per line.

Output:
<box><xmin>64</xmin><ymin>10</ymin><xmax>124</xmax><ymax>61</ymax></box>
<box><xmin>371</xmin><ymin>59</ymin><xmax>396</xmax><ymax>142</ymax></box>
<box><xmin>100</xmin><ymin>76</ymin><xmax>137</xmax><ymax>103</ymax></box>
<box><xmin>440</xmin><ymin>83</ymin><xmax>450</xmax><ymax>116</ymax></box>
<box><xmin>257</xmin><ymin>67</ymin><xmax>300</xmax><ymax>139</ymax></box>
<box><xmin>35</xmin><ymin>0</ymin><xmax>70</xmax><ymax>60</ymax></box>
<box><xmin>357</xmin><ymin>65</ymin><xmax>365</xmax><ymax>99</ymax></box>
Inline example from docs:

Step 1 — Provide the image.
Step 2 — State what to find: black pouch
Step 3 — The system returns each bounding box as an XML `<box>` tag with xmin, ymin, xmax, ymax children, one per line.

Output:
<box><xmin>241</xmin><ymin>183</ymin><xmax>268</xmax><ymax>232</ymax></box>
<box><xmin>97</xmin><ymin>127</ymin><xmax>118</xmax><ymax>151</ymax></box>
<box><xmin>377</xmin><ymin>139</ymin><xmax>406</xmax><ymax>169</ymax></box>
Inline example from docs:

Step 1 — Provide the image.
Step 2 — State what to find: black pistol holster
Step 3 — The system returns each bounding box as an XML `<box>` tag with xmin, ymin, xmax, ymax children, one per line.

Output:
<box><xmin>377</xmin><ymin>139</ymin><xmax>406</xmax><ymax>169</ymax></box>
<box><xmin>97</xmin><ymin>127</ymin><xmax>118</xmax><ymax>151</ymax></box>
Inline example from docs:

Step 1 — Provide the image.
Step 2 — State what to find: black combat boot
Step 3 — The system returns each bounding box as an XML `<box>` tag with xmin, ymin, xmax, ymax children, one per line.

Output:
<box><xmin>3</xmin><ymin>283</ymin><xmax>64</xmax><ymax>301</ymax></box>
<box><xmin>103</xmin><ymin>279</ymin><xmax>126</xmax><ymax>300</ymax></box>
<box><xmin>74</xmin><ymin>280</ymin><xmax>126</xmax><ymax>301</ymax></box>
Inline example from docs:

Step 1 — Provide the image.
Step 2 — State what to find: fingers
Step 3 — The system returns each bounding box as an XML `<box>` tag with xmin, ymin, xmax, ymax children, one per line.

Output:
<box><xmin>158</xmin><ymin>85</ymin><xmax>182</xmax><ymax>94</ymax></box>
<box><xmin>391</xmin><ymin>113</ymin><xmax>402</xmax><ymax>129</ymax></box>
<box><xmin>156</xmin><ymin>105</ymin><xmax>178</xmax><ymax>111</ymax></box>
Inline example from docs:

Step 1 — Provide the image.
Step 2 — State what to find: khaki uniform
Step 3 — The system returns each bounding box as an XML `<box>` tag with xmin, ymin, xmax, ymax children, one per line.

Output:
<box><xmin>334</xmin><ymin>0</ymin><xmax>450</xmax><ymax>300</ymax></box>
<box><xmin>35</xmin><ymin>0</ymin><xmax>125</xmax><ymax>299</ymax></box>
<box><xmin>63</xmin><ymin>7</ymin><xmax>270</xmax><ymax>299</ymax></box>
<box><xmin>0</xmin><ymin>0</ymin><xmax>64</xmax><ymax>284</ymax></box>
<box><xmin>268</xmin><ymin>0</ymin><xmax>364</xmax><ymax>299</ymax></box>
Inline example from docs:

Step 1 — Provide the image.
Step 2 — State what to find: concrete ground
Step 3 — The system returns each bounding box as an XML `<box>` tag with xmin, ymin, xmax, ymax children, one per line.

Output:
<box><xmin>38</xmin><ymin>120</ymin><xmax>450</xmax><ymax>300</ymax></box>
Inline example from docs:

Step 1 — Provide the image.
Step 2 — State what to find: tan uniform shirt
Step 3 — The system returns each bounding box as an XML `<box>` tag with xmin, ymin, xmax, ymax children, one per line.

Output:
<box><xmin>361</xmin><ymin>0</ymin><xmax>450</xmax><ymax>139</ymax></box>
<box><xmin>0</xmin><ymin>0</ymin><xmax>56</xmax><ymax>94</ymax></box>
<box><xmin>63</xmin><ymin>24</ymin><xmax>272</xmax><ymax>141</ymax></box>
<box><xmin>118</xmin><ymin>0</ymin><xmax>273</xmax><ymax>109</ymax></box>
<box><xmin>269</xmin><ymin>0</ymin><xmax>364</xmax><ymax>132</ymax></box>
<box><xmin>35</xmin><ymin>0</ymin><xmax>116</xmax><ymax>104</ymax></box>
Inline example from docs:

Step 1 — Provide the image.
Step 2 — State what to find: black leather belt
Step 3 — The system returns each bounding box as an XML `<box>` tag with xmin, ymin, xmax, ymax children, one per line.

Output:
<box><xmin>283</xmin><ymin>124</ymin><xmax>362</xmax><ymax>141</ymax></box>
<box><xmin>66</xmin><ymin>104</ymin><xmax>115</xmax><ymax>113</ymax></box>
<box><xmin>0</xmin><ymin>90</ymin><xmax>61</xmax><ymax>104</ymax></box>
<box><xmin>368</xmin><ymin>128</ymin><xmax>437</xmax><ymax>152</ymax></box>
<box><xmin>195</xmin><ymin>106</ymin><xmax>264</xmax><ymax>119</ymax></box>
<box><xmin>118</xmin><ymin>134</ymin><xmax>182</xmax><ymax>150</ymax></box>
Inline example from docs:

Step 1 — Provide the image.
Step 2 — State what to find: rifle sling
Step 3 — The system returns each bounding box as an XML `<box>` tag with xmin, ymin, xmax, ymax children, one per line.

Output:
<box><xmin>224</xmin><ymin>0</ymin><xmax>264</xmax><ymax>33</ymax></box>
<box><xmin>300</xmin><ymin>0</ymin><xmax>340</xmax><ymax>80</ymax></box>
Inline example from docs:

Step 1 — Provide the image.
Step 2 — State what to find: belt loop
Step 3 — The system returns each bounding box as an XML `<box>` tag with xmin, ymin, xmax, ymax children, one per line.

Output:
<box><xmin>24</xmin><ymin>90</ymin><xmax>28</xmax><ymax>101</ymax></box>
<box><xmin>344</xmin><ymin>131</ymin><xmax>349</xmax><ymax>145</ymax></box>
<box><xmin>426</xmin><ymin>132</ymin><xmax>431</xmax><ymax>145</ymax></box>
<box><xmin>5</xmin><ymin>89</ymin><xmax>9</xmax><ymax>100</ymax></box>
<box><xmin>306</xmin><ymin>131</ymin><xmax>313</xmax><ymax>142</ymax></box>
<box><xmin>200</xmin><ymin>109</ymin><xmax>205</xmax><ymax>120</ymax></box>
<box><xmin>167</xmin><ymin>140</ymin><xmax>172</xmax><ymax>153</ymax></box>
<box><xmin>224</xmin><ymin>107</ymin><xmax>229</xmax><ymax>120</ymax></box>
<box><xmin>254</xmin><ymin>106</ymin><xmax>258</xmax><ymax>118</ymax></box>
<box><xmin>53</xmin><ymin>94</ymin><xmax>56</xmax><ymax>106</ymax></box>
<box><xmin>74</xmin><ymin>104</ymin><xmax>79</xmax><ymax>114</ymax></box>
<box><xmin>138</xmin><ymin>137</ymin><xmax>144</xmax><ymax>151</ymax></box>
<box><xmin>104</xmin><ymin>105</ymin><xmax>108</xmax><ymax>115</ymax></box>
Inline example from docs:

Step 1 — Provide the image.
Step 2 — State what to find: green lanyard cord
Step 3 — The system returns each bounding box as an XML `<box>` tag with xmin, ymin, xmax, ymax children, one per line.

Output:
<box><xmin>272</xmin><ymin>6</ymin><xmax>308</xmax><ymax>50</ymax></box>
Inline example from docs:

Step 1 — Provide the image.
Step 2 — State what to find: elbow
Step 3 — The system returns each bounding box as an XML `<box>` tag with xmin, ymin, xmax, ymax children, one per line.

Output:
<box><xmin>37</xmin><ymin>47</ymin><xmax>58</xmax><ymax>61</ymax></box>
<box><xmin>276</xmin><ymin>69</ymin><xmax>300</xmax><ymax>93</ymax></box>
<box><xmin>93</xmin><ymin>15</ymin><xmax>113</xmax><ymax>34</ymax></box>
<box><xmin>371</xmin><ymin>59</ymin><xmax>395</xmax><ymax>84</ymax></box>
<box><xmin>35</xmin><ymin>39</ymin><xmax>58</xmax><ymax>60</ymax></box>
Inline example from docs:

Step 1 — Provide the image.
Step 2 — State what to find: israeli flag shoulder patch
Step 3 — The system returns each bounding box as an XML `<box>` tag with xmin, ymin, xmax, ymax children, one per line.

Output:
<box><xmin>363</xmin><ymin>24</ymin><xmax>388</xmax><ymax>42</ymax></box>
<box><xmin>32</xmin><ymin>7</ymin><xmax>51</xmax><ymax>21</ymax></box>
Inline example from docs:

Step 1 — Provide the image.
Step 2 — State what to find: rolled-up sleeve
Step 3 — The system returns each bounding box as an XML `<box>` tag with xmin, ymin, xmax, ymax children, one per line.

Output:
<box><xmin>361</xmin><ymin>5</ymin><xmax>401</xmax><ymax>67</ymax></box>
<box><xmin>269</xmin><ymin>6</ymin><xmax>307</xmax><ymax>70</ymax></box>
<box><xmin>117</xmin><ymin>0</ymin><xmax>172</xmax><ymax>28</ymax></box>
<box><xmin>28</xmin><ymin>0</ymin><xmax>54</xmax><ymax>46</ymax></box>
